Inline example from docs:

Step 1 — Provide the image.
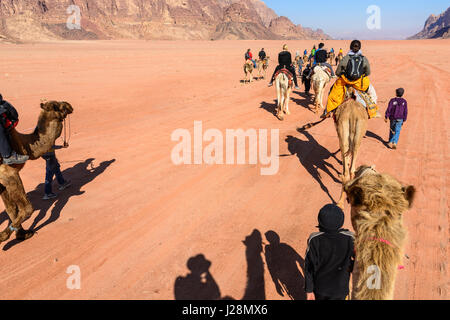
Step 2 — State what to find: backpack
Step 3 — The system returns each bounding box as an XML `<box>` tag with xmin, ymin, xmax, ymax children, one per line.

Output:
<box><xmin>0</xmin><ymin>101</ymin><xmax>19</xmax><ymax>131</ymax></box>
<box><xmin>345</xmin><ymin>55</ymin><xmax>365</xmax><ymax>80</ymax></box>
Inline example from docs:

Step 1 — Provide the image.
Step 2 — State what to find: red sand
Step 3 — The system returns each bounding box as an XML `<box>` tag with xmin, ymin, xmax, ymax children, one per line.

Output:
<box><xmin>0</xmin><ymin>40</ymin><xmax>448</xmax><ymax>299</ymax></box>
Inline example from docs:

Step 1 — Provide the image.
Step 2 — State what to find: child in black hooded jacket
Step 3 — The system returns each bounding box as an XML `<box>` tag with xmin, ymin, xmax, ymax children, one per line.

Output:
<box><xmin>304</xmin><ymin>204</ymin><xmax>355</xmax><ymax>300</ymax></box>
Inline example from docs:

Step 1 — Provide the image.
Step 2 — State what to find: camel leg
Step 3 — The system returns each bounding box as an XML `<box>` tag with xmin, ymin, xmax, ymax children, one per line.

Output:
<box><xmin>285</xmin><ymin>90</ymin><xmax>291</xmax><ymax>115</ymax></box>
<box><xmin>0</xmin><ymin>174</ymin><xmax>34</xmax><ymax>244</ymax></box>
<box><xmin>336</xmin><ymin>122</ymin><xmax>351</xmax><ymax>209</ymax></box>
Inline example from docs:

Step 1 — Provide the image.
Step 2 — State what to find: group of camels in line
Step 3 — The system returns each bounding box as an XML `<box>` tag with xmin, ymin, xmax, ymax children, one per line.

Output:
<box><xmin>243</xmin><ymin>57</ymin><xmax>270</xmax><ymax>83</ymax></box>
<box><xmin>0</xmin><ymin>50</ymin><xmax>416</xmax><ymax>300</ymax></box>
<box><xmin>242</xmin><ymin>48</ymin><xmax>415</xmax><ymax>300</ymax></box>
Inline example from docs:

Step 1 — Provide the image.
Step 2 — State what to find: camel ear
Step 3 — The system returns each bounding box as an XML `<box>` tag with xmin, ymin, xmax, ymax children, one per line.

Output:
<box><xmin>402</xmin><ymin>185</ymin><xmax>416</xmax><ymax>208</ymax></box>
<box><xmin>346</xmin><ymin>186</ymin><xmax>364</xmax><ymax>207</ymax></box>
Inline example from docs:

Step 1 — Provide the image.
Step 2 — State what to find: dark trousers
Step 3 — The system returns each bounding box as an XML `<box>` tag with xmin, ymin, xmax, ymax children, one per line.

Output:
<box><xmin>271</xmin><ymin>65</ymin><xmax>298</xmax><ymax>87</ymax></box>
<box><xmin>43</xmin><ymin>152</ymin><xmax>65</xmax><ymax>194</ymax></box>
<box><xmin>315</xmin><ymin>293</ymin><xmax>347</xmax><ymax>300</ymax></box>
<box><xmin>302</xmin><ymin>77</ymin><xmax>311</xmax><ymax>93</ymax></box>
<box><xmin>0</xmin><ymin>126</ymin><xmax>12</xmax><ymax>158</ymax></box>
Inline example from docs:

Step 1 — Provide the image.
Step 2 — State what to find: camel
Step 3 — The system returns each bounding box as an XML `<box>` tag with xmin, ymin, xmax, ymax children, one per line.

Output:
<box><xmin>333</xmin><ymin>88</ymin><xmax>368</xmax><ymax>208</ymax></box>
<box><xmin>0</xmin><ymin>100</ymin><xmax>73</xmax><ymax>244</ymax></box>
<box><xmin>293</xmin><ymin>55</ymin><xmax>302</xmax><ymax>77</ymax></box>
<box><xmin>344</xmin><ymin>165</ymin><xmax>415</xmax><ymax>300</ymax></box>
<box><xmin>257</xmin><ymin>57</ymin><xmax>270</xmax><ymax>80</ymax></box>
<box><xmin>311</xmin><ymin>66</ymin><xmax>331</xmax><ymax>114</ymax></box>
<box><xmin>328</xmin><ymin>52</ymin><xmax>336</xmax><ymax>65</ymax></box>
<box><xmin>275</xmin><ymin>71</ymin><xmax>293</xmax><ymax>121</ymax></box>
<box><xmin>243</xmin><ymin>60</ymin><xmax>254</xmax><ymax>83</ymax></box>
<box><xmin>336</xmin><ymin>53</ymin><xmax>344</xmax><ymax>66</ymax></box>
<box><xmin>303</xmin><ymin>55</ymin><xmax>309</xmax><ymax>65</ymax></box>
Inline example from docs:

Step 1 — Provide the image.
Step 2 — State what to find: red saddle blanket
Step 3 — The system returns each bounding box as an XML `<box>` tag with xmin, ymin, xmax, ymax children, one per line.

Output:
<box><xmin>274</xmin><ymin>68</ymin><xmax>294</xmax><ymax>87</ymax></box>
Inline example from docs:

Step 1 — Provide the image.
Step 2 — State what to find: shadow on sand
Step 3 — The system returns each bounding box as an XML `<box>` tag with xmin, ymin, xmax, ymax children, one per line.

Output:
<box><xmin>1</xmin><ymin>158</ymin><xmax>115</xmax><ymax>251</ymax></box>
<box><xmin>284</xmin><ymin>132</ymin><xmax>341</xmax><ymax>203</ymax></box>
<box><xmin>174</xmin><ymin>229</ymin><xmax>306</xmax><ymax>300</ymax></box>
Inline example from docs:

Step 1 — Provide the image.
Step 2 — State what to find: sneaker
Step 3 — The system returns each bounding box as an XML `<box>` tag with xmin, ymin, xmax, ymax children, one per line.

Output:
<box><xmin>3</xmin><ymin>151</ymin><xmax>29</xmax><ymax>165</ymax></box>
<box><xmin>58</xmin><ymin>180</ymin><xmax>72</xmax><ymax>191</ymax></box>
<box><xmin>267</xmin><ymin>82</ymin><xmax>273</xmax><ymax>87</ymax></box>
<box><xmin>43</xmin><ymin>193</ymin><xmax>57</xmax><ymax>200</ymax></box>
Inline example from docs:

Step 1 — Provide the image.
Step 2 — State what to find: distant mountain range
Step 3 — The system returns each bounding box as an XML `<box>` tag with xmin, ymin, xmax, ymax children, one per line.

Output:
<box><xmin>409</xmin><ymin>7</ymin><xmax>450</xmax><ymax>39</ymax></box>
<box><xmin>0</xmin><ymin>0</ymin><xmax>331</xmax><ymax>42</ymax></box>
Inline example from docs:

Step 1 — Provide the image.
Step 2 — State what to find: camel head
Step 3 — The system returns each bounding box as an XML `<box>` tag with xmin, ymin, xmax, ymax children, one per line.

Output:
<box><xmin>40</xmin><ymin>101</ymin><xmax>73</xmax><ymax>121</ymax></box>
<box><xmin>344</xmin><ymin>165</ymin><xmax>416</xmax><ymax>226</ymax></box>
<box><xmin>34</xmin><ymin>101</ymin><xmax>74</xmax><ymax>141</ymax></box>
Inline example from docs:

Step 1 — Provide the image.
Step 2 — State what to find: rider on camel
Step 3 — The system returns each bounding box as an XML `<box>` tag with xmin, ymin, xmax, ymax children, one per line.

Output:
<box><xmin>268</xmin><ymin>44</ymin><xmax>300</xmax><ymax>90</ymax></box>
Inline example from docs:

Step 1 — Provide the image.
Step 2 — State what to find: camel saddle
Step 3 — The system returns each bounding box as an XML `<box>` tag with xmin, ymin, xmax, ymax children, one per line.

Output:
<box><xmin>344</xmin><ymin>86</ymin><xmax>380</xmax><ymax>119</ymax></box>
<box><xmin>313</xmin><ymin>64</ymin><xmax>333</xmax><ymax>77</ymax></box>
<box><xmin>274</xmin><ymin>68</ymin><xmax>294</xmax><ymax>87</ymax></box>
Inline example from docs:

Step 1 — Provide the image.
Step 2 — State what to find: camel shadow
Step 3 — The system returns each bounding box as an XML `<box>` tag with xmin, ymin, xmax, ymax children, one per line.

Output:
<box><xmin>260</xmin><ymin>100</ymin><xmax>278</xmax><ymax>119</ymax></box>
<box><xmin>1</xmin><ymin>158</ymin><xmax>116</xmax><ymax>251</ymax></box>
<box><xmin>291</xmin><ymin>92</ymin><xmax>314</xmax><ymax>113</ymax></box>
<box><xmin>264</xmin><ymin>231</ymin><xmax>306</xmax><ymax>300</ymax></box>
<box><xmin>174</xmin><ymin>229</ymin><xmax>265</xmax><ymax>300</ymax></box>
<box><xmin>285</xmin><ymin>132</ymin><xmax>341</xmax><ymax>203</ymax></box>
<box><xmin>365</xmin><ymin>130</ymin><xmax>389</xmax><ymax>148</ymax></box>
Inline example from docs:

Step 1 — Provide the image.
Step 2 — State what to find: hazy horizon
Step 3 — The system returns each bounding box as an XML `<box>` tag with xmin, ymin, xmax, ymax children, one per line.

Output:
<box><xmin>262</xmin><ymin>0</ymin><xmax>449</xmax><ymax>40</ymax></box>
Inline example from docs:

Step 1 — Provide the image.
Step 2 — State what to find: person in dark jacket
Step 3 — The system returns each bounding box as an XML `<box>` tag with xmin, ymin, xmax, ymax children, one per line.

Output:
<box><xmin>305</xmin><ymin>204</ymin><xmax>355</xmax><ymax>300</ymax></box>
<box><xmin>258</xmin><ymin>48</ymin><xmax>266</xmax><ymax>61</ymax></box>
<box><xmin>385</xmin><ymin>88</ymin><xmax>408</xmax><ymax>150</ymax></box>
<box><xmin>268</xmin><ymin>44</ymin><xmax>300</xmax><ymax>90</ymax></box>
<box><xmin>302</xmin><ymin>64</ymin><xmax>312</xmax><ymax>95</ymax></box>
<box><xmin>0</xmin><ymin>94</ymin><xmax>29</xmax><ymax>165</ymax></box>
<box><xmin>307</xmin><ymin>43</ymin><xmax>336</xmax><ymax>78</ymax></box>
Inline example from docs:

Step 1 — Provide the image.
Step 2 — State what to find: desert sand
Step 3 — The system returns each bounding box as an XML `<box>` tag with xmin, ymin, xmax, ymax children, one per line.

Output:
<box><xmin>0</xmin><ymin>39</ymin><xmax>448</xmax><ymax>299</ymax></box>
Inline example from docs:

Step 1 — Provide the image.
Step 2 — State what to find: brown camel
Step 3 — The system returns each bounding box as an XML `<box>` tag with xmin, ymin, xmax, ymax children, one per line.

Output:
<box><xmin>0</xmin><ymin>100</ymin><xmax>73</xmax><ymax>244</ymax></box>
<box><xmin>334</xmin><ymin>88</ymin><xmax>368</xmax><ymax>208</ymax></box>
<box><xmin>344</xmin><ymin>165</ymin><xmax>415</xmax><ymax>300</ymax></box>
<box><xmin>328</xmin><ymin>52</ymin><xmax>336</xmax><ymax>65</ymax></box>
<box><xmin>257</xmin><ymin>57</ymin><xmax>270</xmax><ymax>80</ymax></box>
<box><xmin>243</xmin><ymin>60</ymin><xmax>254</xmax><ymax>83</ymax></box>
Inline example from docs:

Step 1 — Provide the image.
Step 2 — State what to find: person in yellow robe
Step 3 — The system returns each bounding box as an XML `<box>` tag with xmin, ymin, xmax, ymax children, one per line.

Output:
<box><xmin>324</xmin><ymin>40</ymin><xmax>372</xmax><ymax>118</ymax></box>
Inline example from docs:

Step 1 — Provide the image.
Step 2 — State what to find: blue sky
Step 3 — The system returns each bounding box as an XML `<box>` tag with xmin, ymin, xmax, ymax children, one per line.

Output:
<box><xmin>262</xmin><ymin>0</ymin><xmax>449</xmax><ymax>39</ymax></box>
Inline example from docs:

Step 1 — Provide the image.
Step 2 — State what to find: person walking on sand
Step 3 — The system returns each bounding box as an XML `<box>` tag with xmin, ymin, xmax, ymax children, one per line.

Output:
<box><xmin>385</xmin><ymin>88</ymin><xmax>408</xmax><ymax>150</ymax></box>
<box><xmin>305</xmin><ymin>204</ymin><xmax>355</xmax><ymax>300</ymax></box>
<box><xmin>42</xmin><ymin>146</ymin><xmax>71</xmax><ymax>200</ymax></box>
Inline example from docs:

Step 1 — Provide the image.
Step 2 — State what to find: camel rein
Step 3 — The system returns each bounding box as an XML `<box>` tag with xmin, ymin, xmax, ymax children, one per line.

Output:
<box><xmin>63</xmin><ymin>115</ymin><xmax>71</xmax><ymax>148</ymax></box>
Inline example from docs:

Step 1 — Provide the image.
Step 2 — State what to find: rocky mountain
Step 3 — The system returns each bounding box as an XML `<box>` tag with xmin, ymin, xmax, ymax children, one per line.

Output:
<box><xmin>268</xmin><ymin>16</ymin><xmax>330</xmax><ymax>40</ymax></box>
<box><xmin>0</xmin><ymin>0</ymin><xmax>331</xmax><ymax>41</ymax></box>
<box><xmin>409</xmin><ymin>7</ymin><xmax>450</xmax><ymax>39</ymax></box>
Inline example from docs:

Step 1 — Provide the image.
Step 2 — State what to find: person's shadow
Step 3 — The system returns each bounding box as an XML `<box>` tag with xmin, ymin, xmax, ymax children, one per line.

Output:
<box><xmin>365</xmin><ymin>130</ymin><xmax>389</xmax><ymax>148</ymax></box>
<box><xmin>264</xmin><ymin>231</ymin><xmax>306</xmax><ymax>300</ymax></box>
<box><xmin>174</xmin><ymin>254</ymin><xmax>222</xmax><ymax>300</ymax></box>
<box><xmin>284</xmin><ymin>132</ymin><xmax>341</xmax><ymax>203</ymax></box>
<box><xmin>174</xmin><ymin>229</ymin><xmax>266</xmax><ymax>300</ymax></box>
<box><xmin>1</xmin><ymin>158</ymin><xmax>115</xmax><ymax>251</ymax></box>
